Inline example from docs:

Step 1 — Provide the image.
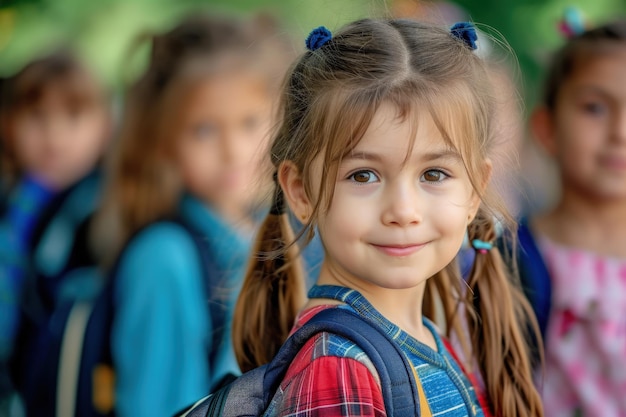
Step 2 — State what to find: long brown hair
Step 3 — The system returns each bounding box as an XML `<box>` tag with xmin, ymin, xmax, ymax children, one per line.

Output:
<box><xmin>233</xmin><ymin>18</ymin><xmax>543</xmax><ymax>417</ymax></box>
<box><xmin>91</xmin><ymin>12</ymin><xmax>291</xmax><ymax>267</ymax></box>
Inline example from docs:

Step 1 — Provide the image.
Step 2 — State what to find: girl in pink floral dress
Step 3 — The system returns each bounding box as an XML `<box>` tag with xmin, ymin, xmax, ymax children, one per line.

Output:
<box><xmin>526</xmin><ymin>17</ymin><xmax>626</xmax><ymax>416</ymax></box>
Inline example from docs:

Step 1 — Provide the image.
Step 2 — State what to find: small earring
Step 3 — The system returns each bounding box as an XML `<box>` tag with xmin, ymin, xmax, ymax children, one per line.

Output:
<box><xmin>300</xmin><ymin>214</ymin><xmax>307</xmax><ymax>222</ymax></box>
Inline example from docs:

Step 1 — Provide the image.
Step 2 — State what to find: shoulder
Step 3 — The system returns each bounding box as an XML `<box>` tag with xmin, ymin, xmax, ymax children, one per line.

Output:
<box><xmin>113</xmin><ymin>221</ymin><xmax>210</xmax><ymax>320</ymax></box>
<box><xmin>116</xmin><ymin>221</ymin><xmax>203</xmax><ymax>284</ymax></box>
<box><xmin>271</xmin><ymin>332</ymin><xmax>385</xmax><ymax>417</ymax></box>
<box><xmin>283</xmin><ymin>306</ymin><xmax>381</xmax><ymax>385</ymax></box>
<box><xmin>121</xmin><ymin>221</ymin><xmax>198</xmax><ymax>261</ymax></box>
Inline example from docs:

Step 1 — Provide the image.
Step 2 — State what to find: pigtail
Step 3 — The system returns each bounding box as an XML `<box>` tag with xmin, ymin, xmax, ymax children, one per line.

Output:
<box><xmin>423</xmin><ymin>262</ymin><xmax>474</xmax><ymax>363</ymax></box>
<box><xmin>233</xmin><ymin>180</ymin><xmax>307</xmax><ymax>372</ymax></box>
<box><xmin>465</xmin><ymin>208</ymin><xmax>543</xmax><ymax>417</ymax></box>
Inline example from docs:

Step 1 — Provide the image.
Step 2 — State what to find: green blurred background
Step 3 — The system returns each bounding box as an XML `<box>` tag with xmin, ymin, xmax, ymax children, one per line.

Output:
<box><xmin>1</xmin><ymin>0</ymin><xmax>625</xmax><ymax>108</ymax></box>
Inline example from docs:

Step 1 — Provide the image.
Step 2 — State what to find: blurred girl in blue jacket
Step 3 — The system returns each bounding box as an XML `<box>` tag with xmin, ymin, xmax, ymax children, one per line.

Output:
<box><xmin>90</xmin><ymin>12</ymin><xmax>294</xmax><ymax>417</ymax></box>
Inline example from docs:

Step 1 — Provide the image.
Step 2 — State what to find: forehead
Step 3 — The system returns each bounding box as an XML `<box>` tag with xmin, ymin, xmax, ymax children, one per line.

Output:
<box><xmin>353</xmin><ymin>101</ymin><xmax>454</xmax><ymax>154</ymax></box>
<box><xmin>356</xmin><ymin>95</ymin><xmax>470</xmax><ymax>158</ymax></box>
<box><xmin>563</xmin><ymin>47</ymin><xmax>626</xmax><ymax>100</ymax></box>
<box><xmin>180</xmin><ymin>71</ymin><xmax>270</xmax><ymax>114</ymax></box>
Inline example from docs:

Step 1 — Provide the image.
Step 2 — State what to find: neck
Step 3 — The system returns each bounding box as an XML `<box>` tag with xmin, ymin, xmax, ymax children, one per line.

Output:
<box><xmin>535</xmin><ymin>188</ymin><xmax>626</xmax><ymax>257</ymax></box>
<box><xmin>315</xmin><ymin>266</ymin><xmax>436</xmax><ymax>349</ymax></box>
<box><xmin>213</xmin><ymin>202</ymin><xmax>256</xmax><ymax>235</ymax></box>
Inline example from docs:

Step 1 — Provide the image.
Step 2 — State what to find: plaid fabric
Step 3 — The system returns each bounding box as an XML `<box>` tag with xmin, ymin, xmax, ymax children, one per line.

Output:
<box><xmin>264</xmin><ymin>306</ymin><xmax>385</xmax><ymax>417</ymax></box>
<box><xmin>264</xmin><ymin>285</ymin><xmax>487</xmax><ymax>417</ymax></box>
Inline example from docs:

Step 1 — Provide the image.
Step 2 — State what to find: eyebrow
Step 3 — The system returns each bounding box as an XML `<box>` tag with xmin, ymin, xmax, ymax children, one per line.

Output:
<box><xmin>421</xmin><ymin>150</ymin><xmax>463</xmax><ymax>163</ymax></box>
<box><xmin>345</xmin><ymin>149</ymin><xmax>462</xmax><ymax>163</ymax></box>
<box><xmin>344</xmin><ymin>151</ymin><xmax>383</xmax><ymax>163</ymax></box>
<box><xmin>571</xmin><ymin>85</ymin><xmax>615</xmax><ymax>101</ymax></box>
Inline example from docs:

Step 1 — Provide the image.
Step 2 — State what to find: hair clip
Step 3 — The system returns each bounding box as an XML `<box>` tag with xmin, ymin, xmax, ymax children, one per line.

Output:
<box><xmin>305</xmin><ymin>26</ymin><xmax>332</xmax><ymax>51</ymax></box>
<box><xmin>450</xmin><ymin>22</ymin><xmax>478</xmax><ymax>50</ymax></box>
<box><xmin>558</xmin><ymin>7</ymin><xmax>586</xmax><ymax>38</ymax></box>
<box><xmin>471</xmin><ymin>239</ymin><xmax>493</xmax><ymax>254</ymax></box>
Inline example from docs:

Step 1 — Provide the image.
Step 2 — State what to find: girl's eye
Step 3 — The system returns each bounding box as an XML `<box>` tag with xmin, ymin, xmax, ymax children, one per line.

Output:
<box><xmin>193</xmin><ymin>123</ymin><xmax>218</xmax><ymax>138</ymax></box>
<box><xmin>348</xmin><ymin>170</ymin><xmax>379</xmax><ymax>184</ymax></box>
<box><xmin>421</xmin><ymin>169</ymin><xmax>448</xmax><ymax>183</ymax></box>
<box><xmin>242</xmin><ymin>116</ymin><xmax>260</xmax><ymax>132</ymax></box>
<box><xmin>582</xmin><ymin>102</ymin><xmax>607</xmax><ymax>116</ymax></box>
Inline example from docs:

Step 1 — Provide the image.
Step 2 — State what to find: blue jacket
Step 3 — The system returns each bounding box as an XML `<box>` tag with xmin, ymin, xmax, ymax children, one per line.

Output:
<box><xmin>112</xmin><ymin>195</ymin><xmax>247</xmax><ymax>417</ymax></box>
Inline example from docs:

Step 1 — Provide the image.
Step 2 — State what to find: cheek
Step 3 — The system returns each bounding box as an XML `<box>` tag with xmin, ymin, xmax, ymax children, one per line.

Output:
<box><xmin>70</xmin><ymin>121</ymin><xmax>106</xmax><ymax>159</ymax></box>
<box><xmin>319</xmin><ymin>193</ymin><xmax>370</xmax><ymax>240</ymax></box>
<box><xmin>556</xmin><ymin>139</ymin><xmax>595</xmax><ymax>170</ymax></box>
<box><xmin>179</xmin><ymin>148</ymin><xmax>217</xmax><ymax>185</ymax></box>
<box><xmin>428</xmin><ymin>195</ymin><xmax>473</xmax><ymax>232</ymax></box>
<box><xmin>13</xmin><ymin>118</ymin><xmax>39</xmax><ymax>146</ymax></box>
<box><xmin>13</xmin><ymin>131</ymin><xmax>45</xmax><ymax>165</ymax></box>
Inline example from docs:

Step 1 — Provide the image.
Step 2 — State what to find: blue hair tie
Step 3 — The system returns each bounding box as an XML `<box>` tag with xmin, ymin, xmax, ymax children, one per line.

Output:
<box><xmin>450</xmin><ymin>22</ymin><xmax>478</xmax><ymax>50</ymax></box>
<box><xmin>306</xmin><ymin>26</ymin><xmax>332</xmax><ymax>51</ymax></box>
<box><xmin>471</xmin><ymin>239</ymin><xmax>493</xmax><ymax>254</ymax></box>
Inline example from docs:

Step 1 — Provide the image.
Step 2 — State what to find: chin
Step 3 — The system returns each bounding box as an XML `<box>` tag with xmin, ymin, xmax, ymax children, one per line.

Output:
<box><xmin>377</xmin><ymin>277</ymin><xmax>429</xmax><ymax>290</ymax></box>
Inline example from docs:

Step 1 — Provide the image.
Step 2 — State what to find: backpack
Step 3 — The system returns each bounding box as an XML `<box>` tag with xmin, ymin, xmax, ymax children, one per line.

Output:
<box><xmin>11</xmin><ymin>215</ymin><xmax>222</xmax><ymax>417</ymax></box>
<box><xmin>515</xmin><ymin>220</ymin><xmax>552</xmax><ymax>339</ymax></box>
<box><xmin>9</xmin><ymin>172</ymin><xmax>102</xmax><ymax>415</ymax></box>
<box><xmin>176</xmin><ymin>307</ymin><xmax>429</xmax><ymax>417</ymax></box>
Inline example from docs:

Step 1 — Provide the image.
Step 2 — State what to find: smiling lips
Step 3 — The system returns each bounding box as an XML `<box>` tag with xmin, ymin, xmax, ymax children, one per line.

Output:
<box><xmin>371</xmin><ymin>243</ymin><xmax>426</xmax><ymax>257</ymax></box>
<box><xmin>600</xmin><ymin>155</ymin><xmax>626</xmax><ymax>171</ymax></box>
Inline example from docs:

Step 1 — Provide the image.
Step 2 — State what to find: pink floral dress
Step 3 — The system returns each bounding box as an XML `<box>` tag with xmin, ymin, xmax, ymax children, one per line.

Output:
<box><xmin>538</xmin><ymin>235</ymin><xmax>626</xmax><ymax>416</ymax></box>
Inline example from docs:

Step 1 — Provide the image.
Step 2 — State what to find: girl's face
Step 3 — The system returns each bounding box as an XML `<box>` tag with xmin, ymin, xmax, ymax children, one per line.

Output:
<box><xmin>549</xmin><ymin>47</ymin><xmax>626</xmax><ymax>200</ymax></box>
<box><xmin>301</xmin><ymin>102</ymin><xmax>481</xmax><ymax>293</ymax></box>
<box><xmin>175</xmin><ymin>72</ymin><xmax>272</xmax><ymax>220</ymax></box>
<box><xmin>10</xmin><ymin>88</ymin><xmax>108</xmax><ymax>189</ymax></box>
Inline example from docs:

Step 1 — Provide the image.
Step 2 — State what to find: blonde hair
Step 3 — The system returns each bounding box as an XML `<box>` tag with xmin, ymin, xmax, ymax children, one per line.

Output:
<box><xmin>91</xmin><ymin>12</ymin><xmax>291</xmax><ymax>267</ymax></box>
<box><xmin>233</xmin><ymin>18</ymin><xmax>543</xmax><ymax>417</ymax></box>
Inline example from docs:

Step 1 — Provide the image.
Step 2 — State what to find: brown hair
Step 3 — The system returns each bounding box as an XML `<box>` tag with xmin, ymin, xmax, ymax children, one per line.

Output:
<box><xmin>0</xmin><ymin>50</ymin><xmax>106</xmax><ymax>186</ymax></box>
<box><xmin>234</xmin><ymin>18</ymin><xmax>543</xmax><ymax>417</ymax></box>
<box><xmin>91</xmin><ymin>12</ymin><xmax>291</xmax><ymax>267</ymax></box>
<box><xmin>542</xmin><ymin>18</ymin><xmax>626</xmax><ymax>110</ymax></box>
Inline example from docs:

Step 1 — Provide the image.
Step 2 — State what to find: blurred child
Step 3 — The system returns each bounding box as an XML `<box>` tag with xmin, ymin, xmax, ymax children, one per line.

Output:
<box><xmin>524</xmin><ymin>17</ymin><xmax>626</xmax><ymax>415</ymax></box>
<box><xmin>233</xmin><ymin>19</ymin><xmax>543</xmax><ymax>417</ymax></box>
<box><xmin>90</xmin><ymin>12</ymin><xmax>292</xmax><ymax>417</ymax></box>
<box><xmin>0</xmin><ymin>49</ymin><xmax>109</xmax><ymax>370</ymax></box>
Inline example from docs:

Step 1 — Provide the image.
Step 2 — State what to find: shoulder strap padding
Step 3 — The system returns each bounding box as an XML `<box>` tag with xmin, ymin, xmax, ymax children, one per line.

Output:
<box><xmin>264</xmin><ymin>308</ymin><xmax>420</xmax><ymax>416</ymax></box>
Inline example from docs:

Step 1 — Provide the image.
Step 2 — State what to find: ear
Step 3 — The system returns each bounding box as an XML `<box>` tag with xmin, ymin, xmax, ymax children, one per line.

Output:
<box><xmin>278</xmin><ymin>161</ymin><xmax>313</xmax><ymax>223</ymax></box>
<box><xmin>530</xmin><ymin>106</ymin><xmax>557</xmax><ymax>156</ymax></box>
<box><xmin>468</xmin><ymin>158</ymin><xmax>492</xmax><ymax>224</ymax></box>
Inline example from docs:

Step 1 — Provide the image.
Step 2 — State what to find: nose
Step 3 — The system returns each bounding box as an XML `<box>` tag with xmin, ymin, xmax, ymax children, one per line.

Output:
<box><xmin>41</xmin><ymin>116</ymin><xmax>68</xmax><ymax>154</ymax></box>
<box><xmin>381</xmin><ymin>181</ymin><xmax>422</xmax><ymax>227</ymax></box>
<box><xmin>220</xmin><ymin>129</ymin><xmax>243</xmax><ymax>164</ymax></box>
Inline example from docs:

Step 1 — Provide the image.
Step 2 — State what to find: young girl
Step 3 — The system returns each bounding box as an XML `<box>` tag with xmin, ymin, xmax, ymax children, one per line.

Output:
<box><xmin>526</xmin><ymin>18</ymin><xmax>626</xmax><ymax>415</ymax></box>
<box><xmin>234</xmin><ymin>18</ymin><xmax>543</xmax><ymax>417</ymax></box>
<box><xmin>0</xmin><ymin>49</ymin><xmax>109</xmax><ymax>372</ymax></box>
<box><xmin>90</xmin><ymin>12</ymin><xmax>292</xmax><ymax>417</ymax></box>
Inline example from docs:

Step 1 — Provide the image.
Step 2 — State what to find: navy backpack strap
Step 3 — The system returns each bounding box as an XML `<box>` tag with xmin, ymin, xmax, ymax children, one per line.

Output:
<box><xmin>264</xmin><ymin>307</ymin><xmax>420</xmax><ymax>417</ymax></box>
<box><xmin>516</xmin><ymin>220</ymin><xmax>552</xmax><ymax>339</ymax></box>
